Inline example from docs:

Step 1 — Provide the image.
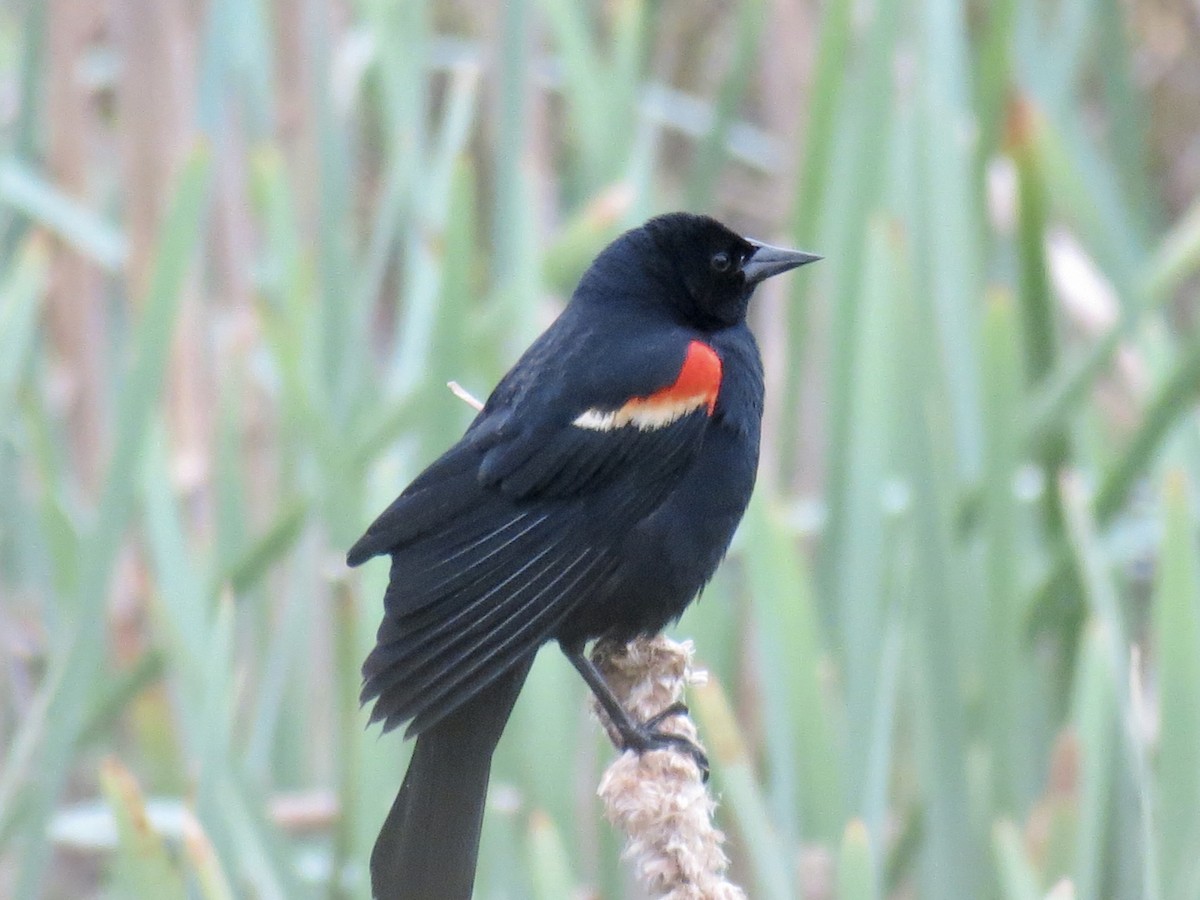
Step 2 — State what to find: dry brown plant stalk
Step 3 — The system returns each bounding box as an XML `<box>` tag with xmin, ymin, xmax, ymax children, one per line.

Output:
<box><xmin>590</xmin><ymin>636</ymin><xmax>746</xmax><ymax>900</ymax></box>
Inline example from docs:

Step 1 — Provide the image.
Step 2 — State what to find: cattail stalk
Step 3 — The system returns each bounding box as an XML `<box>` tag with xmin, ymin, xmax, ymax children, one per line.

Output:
<box><xmin>590</xmin><ymin>636</ymin><xmax>746</xmax><ymax>900</ymax></box>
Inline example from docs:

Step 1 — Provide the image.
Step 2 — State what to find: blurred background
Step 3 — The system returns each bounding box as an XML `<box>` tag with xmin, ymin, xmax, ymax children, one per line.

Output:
<box><xmin>2</xmin><ymin>0</ymin><xmax>1199</xmax><ymax>897</ymax></box>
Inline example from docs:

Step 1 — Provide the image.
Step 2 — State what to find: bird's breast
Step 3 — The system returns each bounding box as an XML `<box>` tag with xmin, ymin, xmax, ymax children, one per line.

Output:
<box><xmin>557</xmin><ymin>411</ymin><xmax>761</xmax><ymax>645</ymax></box>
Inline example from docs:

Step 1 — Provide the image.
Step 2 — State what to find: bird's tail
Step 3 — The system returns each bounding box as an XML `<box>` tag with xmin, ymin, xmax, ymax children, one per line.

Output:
<box><xmin>370</xmin><ymin>658</ymin><xmax>534</xmax><ymax>900</ymax></box>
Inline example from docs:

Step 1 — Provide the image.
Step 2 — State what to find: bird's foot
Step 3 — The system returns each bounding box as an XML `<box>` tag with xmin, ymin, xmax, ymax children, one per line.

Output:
<box><xmin>622</xmin><ymin>702</ymin><xmax>710</xmax><ymax>782</ymax></box>
<box><xmin>565</xmin><ymin>646</ymin><xmax>710</xmax><ymax>781</ymax></box>
<box><xmin>643</xmin><ymin>700</ymin><xmax>690</xmax><ymax>730</ymax></box>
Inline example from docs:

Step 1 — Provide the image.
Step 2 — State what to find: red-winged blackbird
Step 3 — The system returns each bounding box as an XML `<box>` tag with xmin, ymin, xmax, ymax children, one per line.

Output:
<box><xmin>348</xmin><ymin>212</ymin><xmax>819</xmax><ymax>899</ymax></box>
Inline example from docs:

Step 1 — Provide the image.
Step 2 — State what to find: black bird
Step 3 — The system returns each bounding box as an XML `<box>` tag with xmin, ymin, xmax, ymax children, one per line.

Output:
<box><xmin>348</xmin><ymin>212</ymin><xmax>819</xmax><ymax>899</ymax></box>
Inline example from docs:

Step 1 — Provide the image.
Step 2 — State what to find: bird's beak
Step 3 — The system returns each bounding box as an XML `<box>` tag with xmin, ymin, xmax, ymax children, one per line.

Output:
<box><xmin>742</xmin><ymin>240</ymin><xmax>822</xmax><ymax>287</ymax></box>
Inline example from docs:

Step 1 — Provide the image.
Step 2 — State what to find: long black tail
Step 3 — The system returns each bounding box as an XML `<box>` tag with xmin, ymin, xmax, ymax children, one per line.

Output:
<box><xmin>370</xmin><ymin>659</ymin><xmax>533</xmax><ymax>900</ymax></box>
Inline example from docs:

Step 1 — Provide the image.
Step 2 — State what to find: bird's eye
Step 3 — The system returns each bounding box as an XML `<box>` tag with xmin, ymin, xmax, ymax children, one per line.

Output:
<box><xmin>710</xmin><ymin>251</ymin><xmax>731</xmax><ymax>273</ymax></box>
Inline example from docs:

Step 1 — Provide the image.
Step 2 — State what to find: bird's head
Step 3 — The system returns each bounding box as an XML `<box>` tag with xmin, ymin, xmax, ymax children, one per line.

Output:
<box><xmin>608</xmin><ymin>212</ymin><xmax>821</xmax><ymax>329</ymax></box>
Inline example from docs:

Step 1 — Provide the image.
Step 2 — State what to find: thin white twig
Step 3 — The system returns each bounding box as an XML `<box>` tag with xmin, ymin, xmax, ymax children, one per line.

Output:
<box><xmin>447</xmin><ymin>380</ymin><xmax>484</xmax><ymax>411</ymax></box>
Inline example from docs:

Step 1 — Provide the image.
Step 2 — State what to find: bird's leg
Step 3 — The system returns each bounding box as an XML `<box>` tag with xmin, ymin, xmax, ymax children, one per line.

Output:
<box><xmin>565</xmin><ymin>645</ymin><xmax>710</xmax><ymax>781</ymax></box>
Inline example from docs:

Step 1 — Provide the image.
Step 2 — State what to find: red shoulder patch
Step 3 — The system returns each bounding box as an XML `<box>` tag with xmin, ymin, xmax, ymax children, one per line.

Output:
<box><xmin>572</xmin><ymin>340</ymin><xmax>723</xmax><ymax>432</ymax></box>
<box><xmin>645</xmin><ymin>340</ymin><xmax>722</xmax><ymax>413</ymax></box>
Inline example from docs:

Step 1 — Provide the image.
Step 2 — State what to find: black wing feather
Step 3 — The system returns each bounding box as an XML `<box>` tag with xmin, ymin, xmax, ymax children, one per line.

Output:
<box><xmin>480</xmin><ymin>412</ymin><xmax>708</xmax><ymax>500</ymax></box>
<box><xmin>365</xmin><ymin>530</ymin><xmax>573</xmax><ymax>685</ymax></box>
<box><xmin>373</xmin><ymin>549</ymin><xmax>612</xmax><ymax>736</ymax></box>
<box><xmin>346</xmin><ymin>448</ymin><xmax>483</xmax><ymax>566</ymax></box>
<box><xmin>404</xmin><ymin>552</ymin><xmax>616</xmax><ymax>735</ymax></box>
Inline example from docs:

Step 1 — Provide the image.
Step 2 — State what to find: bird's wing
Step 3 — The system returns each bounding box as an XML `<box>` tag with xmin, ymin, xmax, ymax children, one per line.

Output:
<box><xmin>346</xmin><ymin>334</ymin><xmax>721</xmax><ymax>563</ymax></box>
<box><xmin>350</xmin><ymin>335</ymin><xmax>723</xmax><ymax>737</ymax></box>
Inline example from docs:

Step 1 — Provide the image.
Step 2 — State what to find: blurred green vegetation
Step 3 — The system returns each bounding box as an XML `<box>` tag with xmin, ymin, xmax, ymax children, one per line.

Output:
<box><xmin>2</xmin><ymin>0</ymin><xmax>1199</xmax><ymax>898</ymax></box>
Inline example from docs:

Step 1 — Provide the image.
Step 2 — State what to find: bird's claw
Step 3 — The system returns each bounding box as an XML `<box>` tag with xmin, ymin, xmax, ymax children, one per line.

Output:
<box><xmin>623</xmin><ymin>703</ymin><xmax>710</xmax><ymax>782</ymax></box>
<box><xmin>643</xmin><ymin>701</ymin><xmax>689</xmax><ymax>730</ymax></box>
